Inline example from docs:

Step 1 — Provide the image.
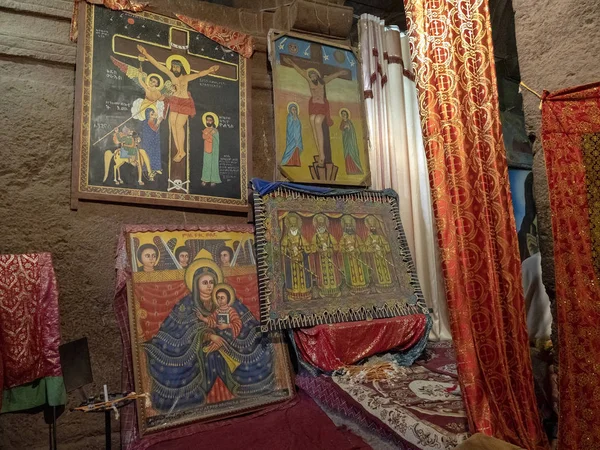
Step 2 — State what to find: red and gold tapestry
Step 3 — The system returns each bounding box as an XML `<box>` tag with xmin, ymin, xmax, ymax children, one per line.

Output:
<box><xmin>176</xmin><ymin>15</ymin><xmax>254</xmax><ymax>59</ymax></box>
<box><xmin>0</xmin><ymin>253</ymin><xmax>65</xmax><ymax>412</ymax></box>
<box><xmin>541</xmin><ymin>82</ymin><xmax>600</xmax><ymax>450</ymax></box>
<box><xmin>403</xmin><ymin>0</ymin><xmax>547</xmax><ymax>448</ymax></box>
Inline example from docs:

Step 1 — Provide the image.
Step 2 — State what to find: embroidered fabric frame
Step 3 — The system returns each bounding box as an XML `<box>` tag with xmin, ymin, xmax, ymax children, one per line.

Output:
<box><xmin>253</xmin><ymin>184</ymin><xmax>428</xmax><ymax>330</ymax></box>
<box><xmin>125</xmin><ymin>225</ymin><xmax>294</xmax><ymax>435</ymax></box>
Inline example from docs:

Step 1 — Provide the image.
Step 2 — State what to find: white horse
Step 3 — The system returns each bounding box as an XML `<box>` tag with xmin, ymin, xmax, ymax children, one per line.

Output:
<box><xmin>103</xmin><ymin>148</ymin><xmax>153</xmax><ymax>185</ymax></box>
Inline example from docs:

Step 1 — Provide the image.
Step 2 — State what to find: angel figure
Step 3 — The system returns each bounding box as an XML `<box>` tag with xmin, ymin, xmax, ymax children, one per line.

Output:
<box><xmin>110</xmin><ymin>55</ymin><xmax>173</xmax><ymax>122</ymax></box>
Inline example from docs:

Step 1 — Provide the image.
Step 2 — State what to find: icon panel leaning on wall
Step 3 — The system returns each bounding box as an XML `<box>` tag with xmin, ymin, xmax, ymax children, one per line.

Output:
<box><xmin>126</xmin><ymin>225</ymin><xmax>294</xmax><ymax>434</ymax></box>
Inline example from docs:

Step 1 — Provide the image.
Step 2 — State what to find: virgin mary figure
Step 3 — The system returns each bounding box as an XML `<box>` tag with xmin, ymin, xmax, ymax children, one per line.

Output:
<box><xmin>143</xmin><ymin>259</ymin><xmax>275</xmax><ymax>413</ymax></box>
<box><xmin>281</xmin><ymin>102</ymin><xmax>303</xmax><ymax>167</ymax></box>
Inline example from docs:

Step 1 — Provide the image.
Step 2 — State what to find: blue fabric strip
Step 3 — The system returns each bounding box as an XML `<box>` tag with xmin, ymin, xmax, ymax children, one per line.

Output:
<box><xmin>251</xmin><ymin>178</ymin><xmax>383</xmax><ymax>197</ymax></box>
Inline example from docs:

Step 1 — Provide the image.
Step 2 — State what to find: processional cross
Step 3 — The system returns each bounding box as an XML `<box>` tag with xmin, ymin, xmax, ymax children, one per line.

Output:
<box><xmin>113</xmin><ymin>27</ymin><xmax>236</xmax><ymax>193</ymax></box>
<box><xmin>279</xmin><ymin>43</ymin><xmax>352</xmax><ymax>181</ymax></box>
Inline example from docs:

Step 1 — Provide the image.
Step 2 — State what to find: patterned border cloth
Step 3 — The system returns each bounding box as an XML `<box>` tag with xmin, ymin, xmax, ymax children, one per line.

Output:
<box><xmin>541</xmin><ymin>82</ymin><xmax>600</xmax><ymax>450</ymax></box>
<box><xmin>0</xmin><ymin>253</ymin><xmax>66</xmax><ymax>412</ymax></box>
<box><xmin>251</xmin><ymin>178</ymin><xmax>429</xmax><ymax>330</ymax></box>
<box><xmin>176</xmin><ymin>14</ymin><xmax>254</xmax><ymax>59</ymax></box>
<box><xmin>297</xmin><ymin>341</ymin><xmax>469</xmax><ymax>450</ymax></box>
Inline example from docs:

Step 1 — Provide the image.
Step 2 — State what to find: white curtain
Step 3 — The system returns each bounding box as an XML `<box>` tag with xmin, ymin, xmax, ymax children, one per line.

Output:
<box><xmin>359</xmin><ymin>15</ymin><xmax>451</xmax><ymax>340</ymax></box>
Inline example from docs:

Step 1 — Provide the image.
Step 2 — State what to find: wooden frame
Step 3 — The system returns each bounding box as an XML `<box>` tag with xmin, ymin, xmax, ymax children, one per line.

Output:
<box><xmin>268</xmin><ymin>30</ymin><xmax>371</xmax><ymax>187</ymax></box>
<box><xmin>125</xmin><ymin>225</ymin><xmax>294</xmax><ymax>434</ymax></box>
<box><xmin>72</xmin><ymin>5</ymin><xmax>251</xmax><ymax>212</ymax></box>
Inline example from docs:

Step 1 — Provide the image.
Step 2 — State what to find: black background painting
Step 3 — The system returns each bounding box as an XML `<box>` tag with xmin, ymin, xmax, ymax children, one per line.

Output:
<box><xmin>88</xmin><ymin>6</ymin><xmax>242</xmax><ymax>199</ymax></box>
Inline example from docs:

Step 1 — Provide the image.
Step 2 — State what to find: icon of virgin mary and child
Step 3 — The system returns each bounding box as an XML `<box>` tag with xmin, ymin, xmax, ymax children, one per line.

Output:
<box><xmin>143</xmin><ymin>259</ymin><xmax>275</xmax><ymax>413</ymax></box>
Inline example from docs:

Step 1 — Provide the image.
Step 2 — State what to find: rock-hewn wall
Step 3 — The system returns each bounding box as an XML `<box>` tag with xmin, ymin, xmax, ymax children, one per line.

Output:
<box><xmin>513</xmin><ymin>0</ymin><xmax>600</xmax><ymax>305</ymax></box>
<box><xmin>0</xmin><ymin>0</ymin><xmax>352</xmax><ymax>448</ymax></box>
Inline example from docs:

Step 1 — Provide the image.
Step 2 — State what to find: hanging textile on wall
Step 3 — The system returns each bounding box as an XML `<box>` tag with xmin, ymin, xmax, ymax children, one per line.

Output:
<box><xmin>176</xmin><ymin>14</ymin><xmax>254</xmax><ymax>59</ymax></box>
<box><xmin>403</xmin><ymin>0</ymin><xmax>547</xmax><ymax>448</ymax></box>
<box><xmin>541</xmin><ymin>82</ymin><xmax>600</xmax><ymax>450</ymax></box>
<box><xmin>358</xmin><ymin>15</ymin><xmax>451</xmax><ymax>340</ymax></box>
<box><xmin>0</xmin><ymin>253</ymin><xmax>66</xmax><ymax>413</ymax></box>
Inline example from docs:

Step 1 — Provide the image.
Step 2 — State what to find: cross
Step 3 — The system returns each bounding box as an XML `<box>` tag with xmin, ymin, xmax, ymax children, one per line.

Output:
<box><xmin>279</xmin><ymin>42</ymin><xmax>352</xmax><ymax>177</ymax></box>
<box><xmin>113</xmin><ymin>27</ymin><xmax>236</xmax><ymax>192</ymax></box>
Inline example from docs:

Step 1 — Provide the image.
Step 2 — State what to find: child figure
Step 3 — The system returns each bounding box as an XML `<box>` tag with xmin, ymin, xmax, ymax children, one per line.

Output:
<box><xmin>196</xmin><ymin>284</ymin><xmax>242</xmax><ymax>339</ymax></box>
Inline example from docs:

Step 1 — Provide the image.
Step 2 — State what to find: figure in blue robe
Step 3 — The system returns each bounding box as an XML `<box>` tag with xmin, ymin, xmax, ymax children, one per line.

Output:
<box><xmin>281</xmin><ymin>103</ymin><xmax>303</xmax><ymax>166</ymax></box>
<box><xmin>141</xmin><ymin>108</ymin><xmax>162</xmax><ymax>174</ymax></box>
<box><xmin>143</xmin><ymin>262</ymin><xmax>274</xmax><ymax>413</ymax></box>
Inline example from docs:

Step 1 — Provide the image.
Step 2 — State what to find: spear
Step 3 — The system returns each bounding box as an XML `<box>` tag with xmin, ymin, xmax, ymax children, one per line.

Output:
<box><xmin>92</xmin><ymin>97</ymin><xmax>164</xmax><ymax>146</ymax></box>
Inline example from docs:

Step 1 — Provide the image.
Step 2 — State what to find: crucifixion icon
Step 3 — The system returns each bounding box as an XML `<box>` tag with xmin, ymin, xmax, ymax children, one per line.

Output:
<box><xmin>280</xmin><ymin>42</ymin><xmax>352</xmax><ymax>182</ymax></box>
<box><xmin>113</xmin><ymin>26</ymin><xmax>237</xmax><ymax>192</ymax></box>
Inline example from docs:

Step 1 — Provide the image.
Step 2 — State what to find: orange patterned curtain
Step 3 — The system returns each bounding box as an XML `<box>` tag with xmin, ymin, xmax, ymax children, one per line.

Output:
<box><xmin>541</xmin><ymin>83</ymin><xmax>600</xmax><ymax>450</ymax></box>
<box><xmin>403</xmin><ymin>0</ymin><xmax>548</xmax><ymax>448</ymax></box>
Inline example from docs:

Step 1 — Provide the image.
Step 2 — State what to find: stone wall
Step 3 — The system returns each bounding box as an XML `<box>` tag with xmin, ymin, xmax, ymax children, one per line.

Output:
<box><xmin>0</xmin><ymin>0</ymin><xmax>352</xmax><ymax>448</ymax></box>
<box><xmin>513</xmin><ymin>0</ymin><xmax>600</xmax><ymax>304</ymax></box>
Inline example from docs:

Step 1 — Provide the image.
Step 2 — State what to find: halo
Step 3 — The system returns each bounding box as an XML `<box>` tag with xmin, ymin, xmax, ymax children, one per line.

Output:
<box><xmin>312</xmin><ymin>213</ymin><xmax>329</xmax><ymax>228</ymax></box>
<box><xmin>365</xmin><ymin>214</ymin><xmax>379</xmax><ymax>228</ymax></box>
<box><xmin>184</xmin><ymin>258</ymin><xmax>223</xmax><ymax>292</ymax></box>
<box><xmin>307</xmin><ymin>68</ymin><xmax>321</xmax><ymax>78</ymax></box>
<box><xmin>339</xmin><ymin>108</ymin><xmax>351</xmax><ymax>119</ymax></box>
<box><xmin>284</xmin><ymin>212</ymin><xmax>301</xmax><ymax>228</ymax></box>
<box><xmin>146</xmin><ymin>73</ymin><xmax>164</xmax><ymax>90</ymax></box>
<box><xmin>341</xmin><ymin>214</ymin><xmax>356</xmax><ymax>228</ymax></box>
<box><xmin>287</xmin><ymin>101</ymin><xmax>300</xmax><ymax>114</ymax></box>
<box><xmin>165</xmin><ymin>55</ymin><xmax>191</xmax><ymax>75</ymax></box>
<box><xmin>145</xmin><ymin>104</ymin><xmax>158</xmax><ymax>115</ymax></box>
<box><xmin>202</xmin><ymin>111</ymin><xmax>219</xmax><ymax>128</ymax></box>
<box><xmin>213</xmin><ymin>283</ymin><xmax>236</xmax><ymax>306</ymax></box>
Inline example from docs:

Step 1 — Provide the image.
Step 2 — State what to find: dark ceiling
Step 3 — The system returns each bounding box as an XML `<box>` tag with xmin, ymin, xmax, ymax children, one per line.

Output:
<box><xmin>345</xmin><ymin>0</ymin><xmax>407</xmax><ymax>29</ymax></box>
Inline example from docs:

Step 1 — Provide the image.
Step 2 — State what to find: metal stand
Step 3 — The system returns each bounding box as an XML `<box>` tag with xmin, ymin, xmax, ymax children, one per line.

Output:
<box><xmin>104</xmin><ymin>410</ymin><xmax>112</xmax><ymax>450</ymax></box>
<box><xmin>72</xmin><ymin>393</ymin><xmax>136</xmax><ymax>450</ymax></box>
<box><xmin>45</xmin><ymin>405</ymin><xmax>58</xmax><ymax>450</ymax></box>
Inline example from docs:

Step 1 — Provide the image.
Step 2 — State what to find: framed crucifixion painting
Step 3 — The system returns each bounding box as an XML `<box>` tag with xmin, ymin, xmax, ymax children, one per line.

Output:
<box><xmin>72</xmin><ymin>5</ymin><xmax>250</xmax><ymax>211</ymax></box>
<box><xmin>126</xmin><ymin>225</ymin><xmax>294</xmax><ymax>434</ymax></box>
<box><xmin>269</xmin><ymin>31</ymin><xmax>370</xmax><ymax>186</ymax></box>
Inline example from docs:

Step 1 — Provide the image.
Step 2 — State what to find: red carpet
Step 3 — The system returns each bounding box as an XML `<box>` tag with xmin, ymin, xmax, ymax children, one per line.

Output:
<box><xmin>146</xmin><ymin>390</ymin><xmax>370</xmax><ymax>450</ymax></box>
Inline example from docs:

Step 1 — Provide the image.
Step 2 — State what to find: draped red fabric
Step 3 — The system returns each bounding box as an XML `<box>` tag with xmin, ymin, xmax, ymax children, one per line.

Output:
<box><xmin>0</xmin><ymin>253</ymin><xmax>63</xmax><ymax>410</ymax></box>
<box><xmin>403</xmin><ymin>0</ymin><xmax>547</xmax><ymax>448</ymax></box>
<box><xmin>293</xmin><ymin>315</ymin><xmax>428</xmax><ymax>372</ymax></box>
<box><xmin>541</xmin><ymin>82</ymin><xmax>600</xmax><ymax>450</ymax></box>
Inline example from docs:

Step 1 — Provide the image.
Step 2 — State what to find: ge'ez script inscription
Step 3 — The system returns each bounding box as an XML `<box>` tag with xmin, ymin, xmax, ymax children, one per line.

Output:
<box><xmin>220</xmin><ymin>155</ymin><xmax>240</xmax><ymax>182</ymax></box>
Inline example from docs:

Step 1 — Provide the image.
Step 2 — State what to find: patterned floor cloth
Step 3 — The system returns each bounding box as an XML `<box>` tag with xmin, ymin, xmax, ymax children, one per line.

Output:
<box><xmin>298</xmin><ymin>341</ymin><xmax>469</xmax><ymax>450</ymax></box>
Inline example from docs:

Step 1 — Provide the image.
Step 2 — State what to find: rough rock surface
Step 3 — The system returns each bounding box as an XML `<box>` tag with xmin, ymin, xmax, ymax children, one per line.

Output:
<box><xmin>513</xmin><ymin>0</ymin><xmax>600</xmax><ymax>310</ymax></box>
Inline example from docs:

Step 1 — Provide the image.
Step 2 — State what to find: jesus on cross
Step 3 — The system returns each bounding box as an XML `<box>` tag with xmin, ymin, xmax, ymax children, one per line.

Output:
<box><xmin>282</xmin><ymin>56</ymin><xmax>347</xmax><ymax>166</ymax></box>
<box><xmin>137</xmin><ymin>44</ymin><xmax>220</xmax><ymax>163</ymax></box>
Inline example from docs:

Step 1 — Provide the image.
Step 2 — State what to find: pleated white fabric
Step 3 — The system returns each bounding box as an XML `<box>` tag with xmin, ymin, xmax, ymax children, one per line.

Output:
<box><xmin>359</xmin><ymin>15</ymin><xmax>451</xmax><ymax>340</ymax></box>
